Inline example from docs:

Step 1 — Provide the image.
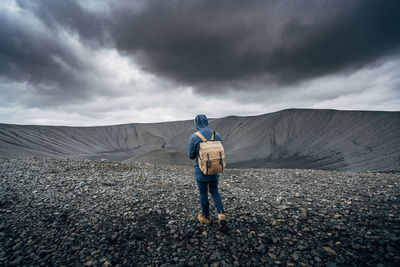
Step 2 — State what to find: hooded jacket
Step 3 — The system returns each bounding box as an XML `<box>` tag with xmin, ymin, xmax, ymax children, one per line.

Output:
<box><xmin>188</xmin><ymin>114</ymin><xmax>222</xmax><ymax>182</ymax></box>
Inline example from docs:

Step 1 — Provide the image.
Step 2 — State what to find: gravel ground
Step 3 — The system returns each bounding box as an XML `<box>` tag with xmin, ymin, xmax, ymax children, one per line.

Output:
<box><xmin>1</xmin><ymin>156</ymin><xmax>399</xmax><ymax>266</ymax></box>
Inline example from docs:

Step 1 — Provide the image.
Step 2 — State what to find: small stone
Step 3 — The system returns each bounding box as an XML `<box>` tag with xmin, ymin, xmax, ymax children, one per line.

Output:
<box><xmin>103</xmin><ymin>261</ymin><xmax>112</xmax><ymax>267</ymax></box>
<box><xmin>268</xmin><ymin>253</ymin><xmax>277</xmax><ymax>259</ymax></box>
<box><xmin>84</xmin><ymin>260</ymin><xmax>93</xmax><ymax>266</ymax></box>
<box><xmin>234</xmin><ymin>260</ymin><xmax>239</xmax><ymax>265</ymax></box>
<box><xmin>291</xmin><ymin>252</ymin><xmax>300</xmax><ymax>262</ymax></box>
<box><xmin>322</xmin><ymin>246</ymin><xmax>337</xmax><ymax>256</ymax></box>
<box><xmin>91</xmin><ymin>250</ymin><xmax>100</xmax><ymax>257</ymax></box>
<box><xmin>248</xmin><ymin>231</ymin><xmax>256</xmax><ymax>238</ymax></box>
<box><xmin>256</xmin><ymin>244</ymin><xmax>265</xmax><ymax>252</ymax></box>
<box><xmin>333</xmin><ymin>214</ymin><xmax>342</xmax><ymax>219</ymax></box>
<box><xmin>311</xmin><ymin>249</ymin><xmax>320</xmax><ymax>257</ymax></box>
<box><xmin>210</xmin><ymin>252</ymin><xmax>220</xmax><ymax>261</ymax></box>
<box><xmin>300</xmin><ymin>208</ymin><xmax>307</xmax><ymax>219</ymax></box>
<box><xmin>111</xmin><ymin>232</ymin><xmax>118</xmax><ymax>240</ymax></box>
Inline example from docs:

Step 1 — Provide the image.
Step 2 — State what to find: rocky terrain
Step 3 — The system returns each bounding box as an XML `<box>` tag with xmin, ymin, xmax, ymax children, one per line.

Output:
<box><xmin>1</xmin><ymin>156</ymin><xmax>399</xmax><ymax>266</ymax></box>
<box><xmin>1</xmin><ymin>109</ymin><xmax>399</xmax><ymax>172</ymax></box>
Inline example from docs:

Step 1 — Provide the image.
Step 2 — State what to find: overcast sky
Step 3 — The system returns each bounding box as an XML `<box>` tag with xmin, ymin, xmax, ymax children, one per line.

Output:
<box><xmin>1</xmin><ymin>0</ymin><xmax>399</xmax><ymax>126</ymax></box>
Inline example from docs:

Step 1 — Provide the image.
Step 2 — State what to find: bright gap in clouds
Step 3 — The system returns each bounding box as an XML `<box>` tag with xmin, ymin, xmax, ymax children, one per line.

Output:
<box><xmin>1</xmin><ymin>54</ymin><xmax>399</xmax><ymax>126</ymax></box>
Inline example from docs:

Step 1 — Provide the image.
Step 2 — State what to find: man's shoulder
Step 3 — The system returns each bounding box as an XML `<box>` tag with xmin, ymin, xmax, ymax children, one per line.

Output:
<box><xmin>189</xmin><ymin>132</ymin><xmax>201</xmax><ymax>141</ymax></box>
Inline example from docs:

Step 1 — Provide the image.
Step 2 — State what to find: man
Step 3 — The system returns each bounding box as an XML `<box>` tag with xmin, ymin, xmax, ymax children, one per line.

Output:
<box><xmin>188</xmin><ymin>114</ymin><xmax>226</xmax><ymax>226</ymax></box>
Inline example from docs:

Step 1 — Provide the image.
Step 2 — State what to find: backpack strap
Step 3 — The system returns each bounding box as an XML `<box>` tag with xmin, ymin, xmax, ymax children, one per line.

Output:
<box><xmin>195</xmin><ymin>132</ymin><xmax>207</xmax><ymax>142</ymax></box>
<box><xmin>211</xmin><ymin>131</ymin><xmax>215</xmax><ymax>141</ymax></box>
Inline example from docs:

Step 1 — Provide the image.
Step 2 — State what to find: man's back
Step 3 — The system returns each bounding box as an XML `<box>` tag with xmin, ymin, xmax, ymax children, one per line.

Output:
<box><xmin>188</xmin><ymin>115</ymin><xmax>222</xmax><ymax>182</ymax></box>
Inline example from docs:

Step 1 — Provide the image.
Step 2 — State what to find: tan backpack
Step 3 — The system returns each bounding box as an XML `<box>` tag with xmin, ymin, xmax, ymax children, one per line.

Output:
<box><xmin>195</xmin><ymin>131</ymin><xmax>226</xmax><ymax>175</ymax></box>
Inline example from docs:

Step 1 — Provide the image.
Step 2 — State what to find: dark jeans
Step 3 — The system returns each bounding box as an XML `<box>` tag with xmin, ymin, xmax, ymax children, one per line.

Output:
<box><xmin>196</xmin><ymin>179</ymin><xmax>225</xmax><ymax>218</ymax></box>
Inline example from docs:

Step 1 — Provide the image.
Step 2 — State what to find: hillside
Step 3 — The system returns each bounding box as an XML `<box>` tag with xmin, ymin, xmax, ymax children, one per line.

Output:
<box><xmin>123</xmin><ymin>149</ymin><xmax>193</xmax><ymax>166</ymax></box>
<box><xmin>1</xmin><ymin>157</ymin><xmax>399</xmax><ymax>266</ymax></box>
<box><xmin>0</xmin><ymin>109</ymin><xmax>399</xmax><ymax>171</ymax></box>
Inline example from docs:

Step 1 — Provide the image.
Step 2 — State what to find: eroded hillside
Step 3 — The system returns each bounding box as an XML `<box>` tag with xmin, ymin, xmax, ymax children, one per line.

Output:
<box><xmin>0</xmin><ymin>109</ymin><xmax>399</xmax><ymax>171</ymax></box>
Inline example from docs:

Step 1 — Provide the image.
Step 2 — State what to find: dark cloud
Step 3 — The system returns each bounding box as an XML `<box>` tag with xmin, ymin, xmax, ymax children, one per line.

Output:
<box><xmin>108</xmin><ymin>0</ymin><xmax>400</xmax><ymax>89</ymax></box>
<box><xmin>0</xmin><ymin>2</ymin><xmax>103</xmax><ymax>105</ymax></box>
<box><xmin>15</xmin><ymin>0</ymin><xmax>108</xmax><ymax>44</ymax></box>
<box><xmin>1</xmin><ymin>0</ymin><xmax>400</xmax><ymax>97</ymax></box>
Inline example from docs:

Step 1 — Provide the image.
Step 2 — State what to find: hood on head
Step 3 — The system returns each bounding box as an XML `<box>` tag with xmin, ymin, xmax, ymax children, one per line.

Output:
<box><xmin>194</xmin><ymin>114</ymin><xmax>210</xmax><ymax>130</ymax></box>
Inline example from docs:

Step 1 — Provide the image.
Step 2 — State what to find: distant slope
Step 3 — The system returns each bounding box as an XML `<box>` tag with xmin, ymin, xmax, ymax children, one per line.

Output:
<box><xmin>1</xmin><ymin>109</ymin><xmax>399</xmax><ymax>171</ymax></box>
<box><xmin>0</xmin><ymin>120</ymin><xmax>193</xmax><ymax>161</ymax></box>
<box><xmin>124</xmin><ymin>149</ymin><xmax>193</xmax><ymax>166</ymax></box>
<box><xmin>214</xmin><ymin>109</ymin><xmax>400</xmax><ymax>171</ymax></box>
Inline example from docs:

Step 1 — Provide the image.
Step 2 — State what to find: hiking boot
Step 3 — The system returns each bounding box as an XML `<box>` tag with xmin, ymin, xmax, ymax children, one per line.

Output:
<box><xmin>197</xmin><ymin>214</ymin><xmax>211</xmax><ymax>224</ymax></box>
<box><xmin>218</xmin><ymin>212</ymin><xmax>227</xmax><ymax>227</ymax></box>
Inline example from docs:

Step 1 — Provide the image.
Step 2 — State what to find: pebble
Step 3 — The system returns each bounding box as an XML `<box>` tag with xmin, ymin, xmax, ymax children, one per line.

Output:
<box><xmin>256</xmin><ymin>244</ymin><xmax>265</xmax><ymax>252</ymax></box>
<box><xmin>84</xmin><ymin>260</ymin><xmax>93</xmax><ymax>266</ymax></box>
<box><xmin>248</xmin><ymin>231</ymin><xmax>256</xmax><ymax>238</ymax></box>
<box><xmin>322</xmin><ymin>246</ymin><xmax>337</xmax><ymax>256</ymax></box>
<box><xmin>291</xmin><ymin>252</ymin><xmax>300</xmax><ymax>262</ymax></box>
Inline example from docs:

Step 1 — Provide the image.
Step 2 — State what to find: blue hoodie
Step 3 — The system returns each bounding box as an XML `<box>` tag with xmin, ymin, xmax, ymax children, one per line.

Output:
<box><xmin>188</xmin><ymin>114</ymin><xmax>222</xmax><ymax>182</ymax></box>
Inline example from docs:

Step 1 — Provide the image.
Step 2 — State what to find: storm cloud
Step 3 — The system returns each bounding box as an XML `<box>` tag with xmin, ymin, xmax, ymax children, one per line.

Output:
<box><xmin>0</xmin><ymin>0</ymin><xmax>399</xmax><ymax>125</ymax></box>
<box><xmin>0</xmin><ymin>2</ymin><xmax>103</xmax><ymax>105</ymax></box>
<box><xmin>109</xmin><ymin>0</ymin><xmax>400</xmax><ymax>88</ymax></box>
<box><xmin>6</xmin><ymin>0</ymin><xmax>400</xmax><ymax>90</ymax></box>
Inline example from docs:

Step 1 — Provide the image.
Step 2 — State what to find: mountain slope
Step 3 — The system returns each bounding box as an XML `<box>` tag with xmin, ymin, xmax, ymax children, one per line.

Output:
<box><xmin>214</xmin><ymin>109</ymin><xmax>400</xmax><ymax>171</ymax></box>
<box><xmin>0</xmin><ymin>109</ymin><xmax>399</xmax><ymax>171</ymax></box>
<box><xmin>123</xmin><ymin>149</ymin><xmax>193</xmax><ymax>166</ymax></box>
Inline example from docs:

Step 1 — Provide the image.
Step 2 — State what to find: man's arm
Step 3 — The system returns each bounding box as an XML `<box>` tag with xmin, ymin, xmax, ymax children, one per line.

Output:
<box><xmin>215</xmin><ymin>132</ymin><xmax>222</xmax><ymax>143</ymax></box>
<box><xmin>188</xmin><ymin>134</ymin><xmax>198</xmax><ymax>160</ymax></box>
